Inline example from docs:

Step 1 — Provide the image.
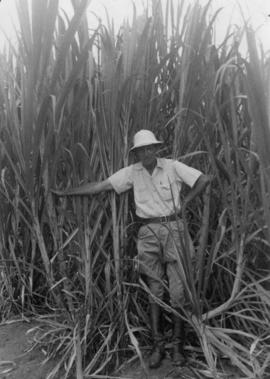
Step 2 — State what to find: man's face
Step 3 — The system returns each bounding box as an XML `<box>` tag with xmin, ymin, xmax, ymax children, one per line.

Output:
<box><xmin>135</xmin><ymin>144</ymin><xmax>157</xmax><ymax>167</ymax></box>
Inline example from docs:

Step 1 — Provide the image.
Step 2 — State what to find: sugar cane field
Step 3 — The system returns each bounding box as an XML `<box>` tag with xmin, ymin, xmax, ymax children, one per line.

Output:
<box><xmin>0</xmin><ymin>0</ymin><xmax>269</xmax><ymax>378</ymax></box>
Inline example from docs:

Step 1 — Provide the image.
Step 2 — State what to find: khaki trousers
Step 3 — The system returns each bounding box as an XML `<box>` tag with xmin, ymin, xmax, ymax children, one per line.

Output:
<box><xmin>137</xmin><ymin>220</ymin><xmax>194</xmax><ymax>308</ymax></box>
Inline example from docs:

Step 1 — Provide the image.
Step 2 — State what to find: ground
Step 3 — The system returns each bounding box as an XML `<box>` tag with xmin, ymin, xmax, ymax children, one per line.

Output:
<box><xmin>117</xmin><ymin>355</ymin><xmax>205</xmax><ymax>379</ymax></box>
<box><xmin>0</xmin><ymin>320</ymin><xmax>57</xmax><ymax>379</ymax></box>
<box><xmin>117</xmin><ymin>350</ymin><xmax>239</xmax><ymax>379</ymax></box>
<box><xmin>0</xmin><ymin>320</ymin><xmax>238</xmax><ymax>379</ymax></box>
<box><xmin>0</xmin><ymin>319</ymin><xmax>189</xmax><ymax>379</ymax></box>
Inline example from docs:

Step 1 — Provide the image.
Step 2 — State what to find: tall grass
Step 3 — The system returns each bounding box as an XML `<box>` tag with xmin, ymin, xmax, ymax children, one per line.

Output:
<box><xmin>0</xmin><ymin>0</ymin><xmax>269</xmax><ymax>378</ymax></box>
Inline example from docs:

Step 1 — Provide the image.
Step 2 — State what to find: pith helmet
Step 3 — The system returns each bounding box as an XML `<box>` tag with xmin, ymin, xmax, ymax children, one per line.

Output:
<box><xmin>130</xmin><ymin>129</ymin><xmax>163</xmax><ymax>151</ymax></box>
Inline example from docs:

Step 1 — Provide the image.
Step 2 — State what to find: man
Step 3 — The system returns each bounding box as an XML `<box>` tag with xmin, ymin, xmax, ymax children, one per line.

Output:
<box><xmin>53</xmin><ymin>129</ymin><xmax>210</xmax><ymax>368</ymax></box>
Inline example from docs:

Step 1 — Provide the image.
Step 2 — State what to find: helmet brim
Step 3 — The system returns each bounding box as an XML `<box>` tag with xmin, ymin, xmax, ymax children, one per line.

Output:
<box><xmin>130</xmin><ymin>141</ymin><xmax>163</xmax><ymax>152</ymax></box>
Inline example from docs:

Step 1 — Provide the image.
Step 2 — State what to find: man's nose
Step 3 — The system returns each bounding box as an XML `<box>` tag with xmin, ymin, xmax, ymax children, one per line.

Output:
<box><xmin>143</xmin><ymin>146</ymin><xmax>152</xmax><ymax>153</ymax></box>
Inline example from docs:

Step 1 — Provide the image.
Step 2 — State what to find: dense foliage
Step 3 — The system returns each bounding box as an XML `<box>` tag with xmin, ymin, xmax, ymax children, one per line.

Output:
<box><xmin>0</xmin><ymin>0</ymin><xmax>269</xmax><ymax>378</ymax></box>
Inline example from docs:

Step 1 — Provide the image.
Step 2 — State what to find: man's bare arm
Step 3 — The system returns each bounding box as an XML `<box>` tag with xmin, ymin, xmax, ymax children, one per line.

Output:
<box><xmin>182</xmin><ymin>174</ymin><xmax>211</xmax><ymax>208</ymax></box>
<box><xmin>51</xmin><ymin>179</ymin><xmax>113</xmax><ymax>196</ymax></box>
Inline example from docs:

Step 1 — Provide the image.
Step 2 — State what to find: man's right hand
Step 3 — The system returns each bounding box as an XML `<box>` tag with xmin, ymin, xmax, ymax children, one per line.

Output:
<box><xmin>50</xmin><ymin>179</ymin><xmax>113</xmax><ymax>197</ymax></box>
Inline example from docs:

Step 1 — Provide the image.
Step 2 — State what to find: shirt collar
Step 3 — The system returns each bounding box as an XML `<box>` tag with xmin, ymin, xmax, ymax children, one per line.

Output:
<box><xmin>156</xmin><ymin>158</ymin><xmax>163</xmax><ymax>169</ymax></box>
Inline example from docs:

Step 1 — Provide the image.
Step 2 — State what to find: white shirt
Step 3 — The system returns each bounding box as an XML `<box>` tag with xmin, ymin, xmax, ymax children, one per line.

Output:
<box><xmin>108</xmin><ymin>158</ymin><xmax>202</xmax><ymax>218</ymax></box>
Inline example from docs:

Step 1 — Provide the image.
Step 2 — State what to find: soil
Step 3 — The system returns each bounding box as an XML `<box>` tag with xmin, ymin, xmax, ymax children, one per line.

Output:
<box><xmin>117</xmin><ymin>355</ymin><xmax>203</xmax><ymax>379</ymax></box>
<box><xmin>0</xmin><ymin>319</ymin><xmax>56</xmax><ymax>379</ymax></box>
<box><xmin>117</xmin><ymin>349</ymin><xmax>239</xmax><ymax>379</ymax></box>
<box><xmin>0</xmin><ymin>321</ymin><xmax>195</xmax><ymax>379</ymax></box>
<box><xmin>0</xmin><ymin>320</ymin><xmax>238</xmax><ymax>379</ymax></box>
<box><xmin>0</xmin><ymin>319</ymin><xmax>187</xmax><ymax>379</ymax></box>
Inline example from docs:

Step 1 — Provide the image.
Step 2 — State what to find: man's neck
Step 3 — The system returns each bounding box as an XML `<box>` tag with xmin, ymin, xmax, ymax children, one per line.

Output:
<box><xmin>143</xmin><ymin>158</ymin><xmax>157</xmax><ymax>175</ymax></box>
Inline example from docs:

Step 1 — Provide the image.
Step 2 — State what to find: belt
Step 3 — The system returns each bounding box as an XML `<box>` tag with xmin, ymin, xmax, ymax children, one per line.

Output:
<box><xmin>139</xmin><ymin>213</ymin><xmax>181</xmax><ymax>224</ymax></box>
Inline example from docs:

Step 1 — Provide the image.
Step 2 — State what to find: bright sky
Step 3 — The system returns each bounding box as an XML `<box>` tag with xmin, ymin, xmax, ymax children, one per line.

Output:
<box><xmin>206</xmin><ymin>0</ymin><xmax>270</xmax><ymax>51</ymax></box>
<box><xmin>0</xmin><ymin>0</ymin><xmax>270</xmax><ymax>52</ymax></box>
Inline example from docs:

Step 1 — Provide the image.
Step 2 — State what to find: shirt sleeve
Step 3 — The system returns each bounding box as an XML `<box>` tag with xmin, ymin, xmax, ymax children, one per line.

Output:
<box><xmin>108</xmin><ymin>165</ymin><xmax>134</xmax><ymax>194</ymax></box>
<box><xmin>173</xmin><ymin>160</ymin><xmax>202</xmax><ymax>188</ymax></box>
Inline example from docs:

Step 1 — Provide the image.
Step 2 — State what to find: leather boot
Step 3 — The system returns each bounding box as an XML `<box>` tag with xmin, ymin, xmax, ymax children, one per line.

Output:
<box><xmin>148</xmin><ymin>303</ymin><xmax>165</xmax><ymax>369</ymax></box>
<box><xmin>172</xmin><ymin>309</ymin><xmax>186</xmax><ymax>366</ymax></box>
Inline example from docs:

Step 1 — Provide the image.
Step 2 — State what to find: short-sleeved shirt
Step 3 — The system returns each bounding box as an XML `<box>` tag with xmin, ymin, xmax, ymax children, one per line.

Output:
<box><xmin>108</xmin><ymin>158</ymin><xmax>202</xmax><ymax>218</ymax></box>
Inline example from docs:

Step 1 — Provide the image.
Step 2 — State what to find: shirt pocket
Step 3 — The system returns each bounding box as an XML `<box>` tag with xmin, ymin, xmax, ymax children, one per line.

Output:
<box><xmin>160</xmin><ymin>183</ymin><xmax>174</xmax><ymax>201</ymax></box>
<box><xmin>135</xmin><ymin>185</ymin><xmax>148</xmax><ymax>203</ymax></box>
